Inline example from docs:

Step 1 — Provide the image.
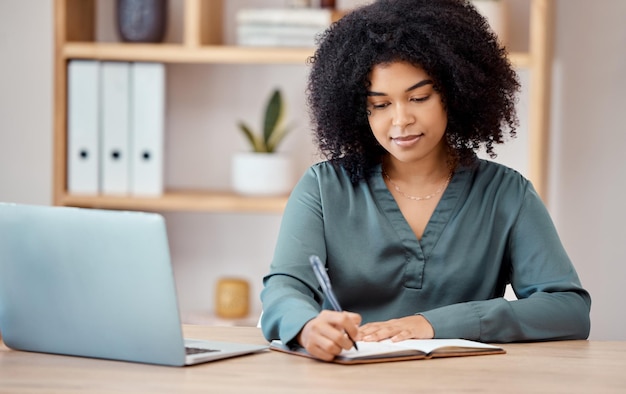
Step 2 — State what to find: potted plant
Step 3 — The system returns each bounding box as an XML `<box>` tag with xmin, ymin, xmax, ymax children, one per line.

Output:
<box><xmin>232</xmin><ymin>89</ymin><xmax>295</xmax><ymax>196</ymax></box>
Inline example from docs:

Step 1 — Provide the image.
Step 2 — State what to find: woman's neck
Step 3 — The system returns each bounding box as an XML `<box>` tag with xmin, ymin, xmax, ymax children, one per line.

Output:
<box><xmin>382</xmin><ymin>151</ymin><xmax>451</xmax><ymax>185</ymax></box>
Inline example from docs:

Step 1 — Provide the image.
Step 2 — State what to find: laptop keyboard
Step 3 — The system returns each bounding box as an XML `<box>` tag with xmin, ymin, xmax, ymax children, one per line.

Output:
<box><xmin>185</xmin><ymin>347</ymin><xmax>221</xmax><ymax>355</ymax></box>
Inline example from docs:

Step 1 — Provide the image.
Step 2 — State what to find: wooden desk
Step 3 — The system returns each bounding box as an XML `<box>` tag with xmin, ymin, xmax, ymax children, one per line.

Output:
<box><xmin>1</xmin><ymin>325</ymin><xmax>625</xmax><ymax>393</ymax></box>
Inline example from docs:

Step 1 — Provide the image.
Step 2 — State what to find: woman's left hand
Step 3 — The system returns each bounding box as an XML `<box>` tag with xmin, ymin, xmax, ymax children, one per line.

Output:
<box><xmin>357</xmin><ymin>315</ymin><xmax>435</xmax><ymax>342</ymax></box>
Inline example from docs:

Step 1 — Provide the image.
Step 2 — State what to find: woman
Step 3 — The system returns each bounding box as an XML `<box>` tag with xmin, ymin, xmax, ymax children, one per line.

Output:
<box><xmin>260</xmin><ymin>0</ymin><xmax>591</xmax><ymax>361</ymax></box>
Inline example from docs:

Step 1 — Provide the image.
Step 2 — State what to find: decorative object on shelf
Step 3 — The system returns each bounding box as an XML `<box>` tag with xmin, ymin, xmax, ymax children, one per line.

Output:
<box><xmin>318</xmin><ymin>0</ymin><xmax>336</xmax><ymax>9</ymax></box>
<box><xmin>471</xmin><ymin>0</ymin><xmax>508</xmax><ymax>46</ymax></box>
<box><xmin>215</xmin><ymin>277</ymin><xmax>250</xmax><ymax>319</ymax></box>
<box><xmin>237</xmin><ymin>89</ymin><xmax>291</xmax><ymax>154</ymax></box>
<box><xmin>116</xmin><ymin>0</ymin><xmax>168</xmax><ymax>43</ymax></box>
<box><xmin>306</xmin><ymin>0</ymin><xmax>336</xmax><ymax>8</ymax></box>
<box><xmin>232</xmin><ymin>89</ymin><xmax>295</xmax><ymax>196</ymax></box>
<box><xmin>232</xmin><ymin>153</ymin><xmax>294</xmax><ymax>196</ymax></box>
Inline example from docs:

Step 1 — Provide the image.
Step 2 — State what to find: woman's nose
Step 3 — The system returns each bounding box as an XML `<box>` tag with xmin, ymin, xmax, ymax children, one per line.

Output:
<box><xmin>392</xmin><ymin>103</ymin><xmax>414</xmax><ymax>128</ymax></box>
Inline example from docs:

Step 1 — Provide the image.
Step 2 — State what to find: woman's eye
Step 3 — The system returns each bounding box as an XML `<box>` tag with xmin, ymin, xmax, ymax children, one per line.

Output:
<box><xmin>370</xmin><ymin>102</ymin><xmax>389</xmax><ymax>109</ymax></box>
<box><xmin>411</xmin><ymin>95</ymin><xmax>430</xmax><ymax>103</ymax></box>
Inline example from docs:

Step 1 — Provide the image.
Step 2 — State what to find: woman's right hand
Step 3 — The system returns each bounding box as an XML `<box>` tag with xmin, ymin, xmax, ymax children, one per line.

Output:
<box><xmin>297</xmin><ymin>310</ymin><xmax>361</xmax><ymax>361</ymax></box>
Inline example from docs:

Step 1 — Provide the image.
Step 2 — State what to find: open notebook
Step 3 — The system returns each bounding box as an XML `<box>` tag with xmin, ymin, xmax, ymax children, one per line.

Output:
<box><xmin>270</xmin><ymin>338</ymin><xmax>505</xmax><ymax>365</ymax></box>
<box><xmin>0</xmin><ymin>203</ymin><xmax>268</xmax><ymax>366</ymax></box>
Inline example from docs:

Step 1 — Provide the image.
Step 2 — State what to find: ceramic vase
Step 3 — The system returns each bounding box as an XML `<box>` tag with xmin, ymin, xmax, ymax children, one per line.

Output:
<box><xmin>117</xmin><ymin>0</ymin><xmax>167</xmax><ymax>43</ymax></box>
<box><xmin>232</xmin><ymin>152</ymin><xmax>294</xmax><ymax>196</ymax></box>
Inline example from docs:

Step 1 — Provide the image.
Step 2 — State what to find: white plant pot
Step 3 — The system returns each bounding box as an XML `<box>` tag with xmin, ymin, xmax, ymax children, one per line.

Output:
<box><xmin>232</xmin><ymin>152</ymin><xmax>295</xmax><ymax>196</ymax></box>
<box><xmin>471</xmin><ymin>0</ymin><xmax>508</xmax><ymax>46</ymax></box>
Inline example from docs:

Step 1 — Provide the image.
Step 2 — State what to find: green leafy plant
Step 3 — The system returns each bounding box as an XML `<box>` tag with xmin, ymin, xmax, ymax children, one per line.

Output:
<box><xmin>238</xmin><ymin>89</ymin><xmax>291</xmax><ymax>153</ymax></box>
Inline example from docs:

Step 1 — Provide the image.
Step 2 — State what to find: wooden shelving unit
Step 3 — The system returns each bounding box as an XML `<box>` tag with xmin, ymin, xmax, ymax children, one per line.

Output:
<box><xmin>53</xmin><ymin>0</ymin><xmax>554</xmax><ymax>213</ymax></box>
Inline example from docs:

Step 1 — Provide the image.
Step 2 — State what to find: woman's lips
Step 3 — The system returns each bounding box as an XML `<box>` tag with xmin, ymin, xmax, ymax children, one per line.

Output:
<box><xmin>391</xmin><ymin>134</ymin><xmax>423</xmax><ymax>147</ymax></box>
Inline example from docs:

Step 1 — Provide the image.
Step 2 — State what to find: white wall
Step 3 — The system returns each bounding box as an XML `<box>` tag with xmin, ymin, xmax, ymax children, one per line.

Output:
<box><xmin>0</xmin><ymin>0</ymin><xmax>624</xmax><ymax>339</ymax></box>
<box><xmin>0</xmin><ymin>2</ymin><xmax>52</xmax><ymax>205</ymax></box>
<box><xmin>548</xmin><ymin>0</ymin><xmax>626</xmax><ymax>340</ymax></box>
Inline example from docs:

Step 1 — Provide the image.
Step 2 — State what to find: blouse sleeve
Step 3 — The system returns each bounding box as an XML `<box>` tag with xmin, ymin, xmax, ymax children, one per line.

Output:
<box><xmin>260</xmin><ymin>166</ymin><xmax>327</xmax><ymax>345</ymax></box>
<box><xmin>421</xmin><ymin>184</ymin><xmax>591</xmax><ymax>342</ymax></box>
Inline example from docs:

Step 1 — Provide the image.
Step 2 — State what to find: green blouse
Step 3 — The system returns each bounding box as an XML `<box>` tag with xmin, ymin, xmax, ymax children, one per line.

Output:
<box><xmin>260</xmin><ymin>159</ymin><xmax>591</xmax><ymax>345</ymax></box>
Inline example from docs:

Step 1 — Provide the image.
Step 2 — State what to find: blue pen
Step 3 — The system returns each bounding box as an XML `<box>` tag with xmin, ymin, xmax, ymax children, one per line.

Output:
<box><xmin>309</xmin><ymin>255</ymin><xmax>358</xmax><ymax>351</ymax></box>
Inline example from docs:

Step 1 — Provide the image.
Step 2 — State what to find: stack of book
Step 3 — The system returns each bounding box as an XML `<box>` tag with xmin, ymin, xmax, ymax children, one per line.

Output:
<box><xmin>236</xmin><ymin>8</ymin><xmax>343</xmax><ymax>48</ymax></box>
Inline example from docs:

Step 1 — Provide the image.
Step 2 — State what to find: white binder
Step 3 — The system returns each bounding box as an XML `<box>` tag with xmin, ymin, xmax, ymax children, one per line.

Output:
<box><xmin>67</xmin><ymin>60</ymin><xmax>100</xmax><ymax>195</ymax></box>
<box><xmin>101</xmin><ymin>62</ymin><xmax>131</xmax><ymax>195</ymax></box>
<box><xmin>130</xmin><ymin>62</ymin><xmax>165</xmax><ymax>197</ymax></box>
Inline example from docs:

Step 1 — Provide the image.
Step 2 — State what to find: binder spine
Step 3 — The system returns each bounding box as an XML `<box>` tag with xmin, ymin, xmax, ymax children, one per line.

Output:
<box><xmin>130</xmin><ymin>62</ymin><xmax>165</xmax><ymax>197</ymax></box>
<box><xmin>67</xmin><ymin>60</ymin><xmax>101</xmax><ymax>195</ymax></box>
<box><xmin>101</xmin><ymin>61</ymin><xmax>131</xmax><ymax>195</ymax></box>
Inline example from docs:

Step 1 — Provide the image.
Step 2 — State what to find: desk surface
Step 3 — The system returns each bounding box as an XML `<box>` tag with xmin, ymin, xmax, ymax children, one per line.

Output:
<box><xmin>1</xmin><ymin>325</ymin><xmax>625</xmax><ymax>393</ymax></box>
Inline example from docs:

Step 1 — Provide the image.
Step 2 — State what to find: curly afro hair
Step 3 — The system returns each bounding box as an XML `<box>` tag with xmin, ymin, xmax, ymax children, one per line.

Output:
<box><xmin>307</xmin><ymin>0</ymin><xmax>520</xmax><ymax>182</ymax></box>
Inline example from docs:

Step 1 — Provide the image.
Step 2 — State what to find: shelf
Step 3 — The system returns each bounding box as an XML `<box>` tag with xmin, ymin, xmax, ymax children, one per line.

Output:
<box><xmin>63</xmin><ymin>43</ymin><xmax>315</xmax><ymax>64</ymax></box>
<box><xmin>59</xmin><ymin>190</ymin><xmax>288</xmax><ymax>213</ymax></box>
<box><xmin>62</xmin><ymin>42</ymin><xmax>530</xmax><ymax>68</ymax></box>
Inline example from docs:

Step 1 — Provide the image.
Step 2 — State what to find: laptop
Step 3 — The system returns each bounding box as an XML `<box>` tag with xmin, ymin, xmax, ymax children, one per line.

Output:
<box><xmin>0</xmin><ymin>203</ymin><xmax>268</xmax><ymax>366</ymax></box>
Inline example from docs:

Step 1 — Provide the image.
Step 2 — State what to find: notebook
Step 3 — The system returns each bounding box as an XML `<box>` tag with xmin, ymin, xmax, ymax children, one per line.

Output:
<box><xmin>270</xmin><ymin>338</ymin><xmax>505</xmax><ymax>365</ymax></box>
<box><xmin>0</xmin><ymin>203</ymin><xmax>268</xmax><ymax>366</ymax></box>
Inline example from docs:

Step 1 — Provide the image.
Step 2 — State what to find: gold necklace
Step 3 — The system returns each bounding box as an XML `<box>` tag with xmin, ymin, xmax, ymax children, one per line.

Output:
<box><xmin>382</xmin><ymin>169</ymin><xmax>452</xmax><ymax>201</ymax></box>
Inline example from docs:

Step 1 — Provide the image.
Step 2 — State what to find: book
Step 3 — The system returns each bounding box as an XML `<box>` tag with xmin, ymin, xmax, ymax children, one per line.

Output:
<box><xmin>237</xmin><ymin>24</ymin><xmax>325</xmax><ymax>47</ymax></box>
<box><xmin>235</xmin><ymin>8</ymin><xmax>346</xmax><ymax>48</ymax></box>
<box><xmin>236</xmin><ymin>8</ymin><xmax>338</xmax><ymax>27</ymax></box>
<box><xmin>270</xmin><ymin>338</ymin><xmax>505</xmax><ymax>365</ymax></box>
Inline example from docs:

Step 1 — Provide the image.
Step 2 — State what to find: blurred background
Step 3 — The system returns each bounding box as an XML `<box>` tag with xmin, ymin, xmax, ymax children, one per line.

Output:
<box><xmin>0</xmin><ymin>0</ymin><xmax>624</xmax><ymax>340</ymax></box>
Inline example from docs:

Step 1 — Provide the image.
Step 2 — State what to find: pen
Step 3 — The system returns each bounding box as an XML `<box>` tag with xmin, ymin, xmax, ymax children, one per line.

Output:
<box><xmin>309</xmin><ymin>255</ymin><xmax>358</xmax><ymax>351</ymax></box>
